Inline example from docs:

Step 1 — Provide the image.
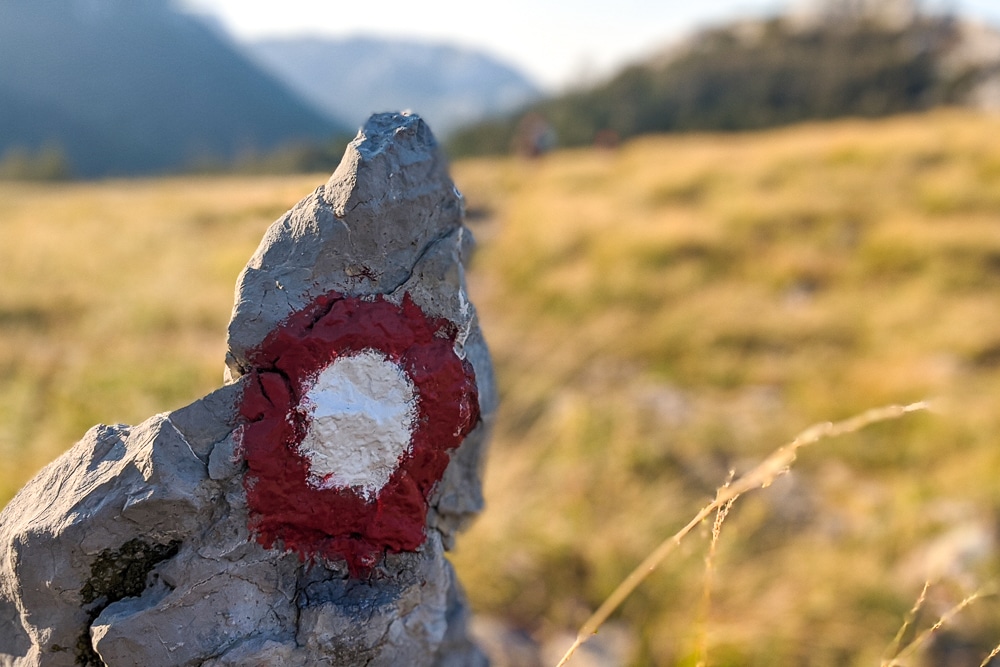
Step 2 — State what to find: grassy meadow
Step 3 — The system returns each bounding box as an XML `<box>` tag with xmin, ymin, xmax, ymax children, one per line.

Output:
<box><xmin>4</xmin><ymin>110</ymin><xmax>1000</xmax><ymax>665</ymax></box>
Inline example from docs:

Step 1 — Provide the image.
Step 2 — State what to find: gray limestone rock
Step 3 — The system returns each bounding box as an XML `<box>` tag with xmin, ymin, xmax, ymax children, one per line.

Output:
<box><xmin>0</xmin><ymin>112</ymin><xmax>494</xmax><ymax>666</ymax></box>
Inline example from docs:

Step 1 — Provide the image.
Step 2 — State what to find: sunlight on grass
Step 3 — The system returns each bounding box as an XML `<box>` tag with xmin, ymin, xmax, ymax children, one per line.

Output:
<box><xmin>456</xmin><ymin>110</ymin><xmax>1000</xmax><ymax>665</ymax></box>
<box><xmin>556</xmin><ymin>401</ymin><xmax>929</xmax><ymax>666</ymax></box>
<box><xmin>0</xmin><ymin>174</ymin><xmax>319</xmax><ymax>499</ymax></box>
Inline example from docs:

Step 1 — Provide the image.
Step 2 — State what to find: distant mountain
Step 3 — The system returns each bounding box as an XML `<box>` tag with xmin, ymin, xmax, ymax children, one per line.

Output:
<box><xmin>448</xmin><ymin>10</ymin><xmax>1000</xmax><ymax>156</ymax></box>
<box><xmin>245</xmin><ymin>36</ymin><xmax>542</xmax><ymax>137</ymax></box>
<box><xmin>0</xmin><ymin>0</ymin><xmax>348</xmax><ymax>177</ymax></box>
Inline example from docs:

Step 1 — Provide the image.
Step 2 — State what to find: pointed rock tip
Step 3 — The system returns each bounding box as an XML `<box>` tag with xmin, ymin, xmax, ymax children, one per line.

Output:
<box><xmin>225</xmin><ymin>111</ymin><xmax>465</xmax><ymax>380</ymax></box>
<box><xmin>353</xmin><ymin>111</ymin><xmax>438</xmax><ymax>161</ymax></box>
<box><xmin>324</xmin><ymin>112</ymin><xmax>456</xmax><ymax>213</ymax></box>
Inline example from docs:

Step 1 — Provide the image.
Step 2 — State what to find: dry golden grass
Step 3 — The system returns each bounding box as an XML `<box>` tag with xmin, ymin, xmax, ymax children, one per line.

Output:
<box><xmin>4</xmin><ymin>110</ymin><xmax>1000</xmax><ymax>664</ymax></box>
<box><xmin>0</xmin><ymin>175</ymin><xmax>318</xmax><ymax>498</ymax></box>
<box><xmin>557</xmin><ymin>401</ymin><xmax>929</xmax><ymax>667</ymax></box>
<box><xmin>457</xmin><ymin>110</ymin><xmax>1000</xmax><ymax>665</ymax></box>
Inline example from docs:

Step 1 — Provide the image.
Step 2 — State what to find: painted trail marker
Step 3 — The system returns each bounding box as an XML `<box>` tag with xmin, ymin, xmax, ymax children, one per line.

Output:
<box><xmin>0</xmin><ymin>113</ymin><xmax>495</xmax><ymax>667</ymax></box>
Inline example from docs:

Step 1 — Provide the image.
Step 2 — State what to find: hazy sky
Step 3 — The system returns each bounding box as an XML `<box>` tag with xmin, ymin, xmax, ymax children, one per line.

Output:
<box><xmin>185</xmin><ymin>0</ymin><xmax>1000</xmax><ymax>90</ymax></box>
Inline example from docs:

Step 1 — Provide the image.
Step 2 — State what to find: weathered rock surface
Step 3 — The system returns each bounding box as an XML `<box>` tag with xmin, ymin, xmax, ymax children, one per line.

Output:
<box><xmin>0</xmin><ymin>112</ymin><xmax>494</xmax><ymax>666</ymax></box>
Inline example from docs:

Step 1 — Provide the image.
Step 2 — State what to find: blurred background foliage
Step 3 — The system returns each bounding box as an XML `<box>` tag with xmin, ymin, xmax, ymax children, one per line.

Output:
<box><xmin>4</xmin><ymin>110</ymin><xmax>1000</xmax><ymax>664</ymax></box>
<box><xmin>448</xmin><ymin>14</ymin><xmax>1000</xmax><ymax>157</ymax></box>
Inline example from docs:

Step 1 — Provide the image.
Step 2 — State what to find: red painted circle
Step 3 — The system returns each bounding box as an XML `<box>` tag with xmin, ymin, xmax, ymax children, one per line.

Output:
<box><xmin>237</xmin><ymin>292</ymin><xmax>479</xmax><ymax>575</ymax></box>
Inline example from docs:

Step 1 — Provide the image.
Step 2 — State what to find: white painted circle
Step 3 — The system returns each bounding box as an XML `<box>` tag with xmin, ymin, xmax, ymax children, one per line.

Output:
<box><xmin>298</xmin><ymin>349</ymin><xmax>417</xmax><ymax>498</ymax></box>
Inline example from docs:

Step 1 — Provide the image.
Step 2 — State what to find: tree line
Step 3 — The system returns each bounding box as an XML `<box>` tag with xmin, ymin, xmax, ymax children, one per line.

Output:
<box><xmin>447</xmin><ymin>15</ymin><xmax>984</xmax><ymax>157</ymax></box>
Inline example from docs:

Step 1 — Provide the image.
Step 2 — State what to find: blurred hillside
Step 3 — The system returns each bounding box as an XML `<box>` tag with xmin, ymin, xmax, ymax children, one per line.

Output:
<box><xmin>0</xmin><ymin>0</ymin><xmax>545</xmax><ymax>179</ymax></box>
<box><xmin>246</xmin><ymin>36</ymin><xmax>541</xmax><ymax>137</ymax></box>
<box><xmin>449</xmin><ymin>5</ymin><xmax>1000</xmax><ymax>156</ymax></box>
<box><xmin>0</xmin><ymin>0</ymin><xmax>346</xmax><ymax>178</ymax></box>
<box><xmin>11</xmin><ymin>0</ymin><xmax>999</xmax><ymax>179</ymax></box>
<box><xmin>4</xmin><ymin>110</ymin><xmax>1000</xmax><ymax>664</ymax></box>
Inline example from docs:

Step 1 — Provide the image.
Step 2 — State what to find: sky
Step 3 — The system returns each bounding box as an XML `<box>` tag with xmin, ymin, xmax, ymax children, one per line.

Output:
<box><xmin>184</xmin><ymin>0</ymin><xmax>1000</xmax><ymax>90</ymax></box>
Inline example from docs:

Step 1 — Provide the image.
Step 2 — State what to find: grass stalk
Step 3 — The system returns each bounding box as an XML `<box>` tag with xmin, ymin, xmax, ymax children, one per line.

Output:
<box><xmin>884</xmin><ymin>586</ymin><xmax>995</xmax><ymax>666</ymax></box>
<box><xmin>979</xmin><ymin>641</ymin><xmax>1000</xmax><ymax>667</ymax></box>
<box><xmin>556</xmin><ymin>401</ymin><xmax>931</xmax><ymax>667</ymax></box>
<box><xmin>881</xmin><ymin>580</ymin><xmax>930</xmax><ymax>665</ymax></box>
<box><xmin>695</xmin><ymin>492</ymin><xmax>737</xmax><ymax>667</ymax></box>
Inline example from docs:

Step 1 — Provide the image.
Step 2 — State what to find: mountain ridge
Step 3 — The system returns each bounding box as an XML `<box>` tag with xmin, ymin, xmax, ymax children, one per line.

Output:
<box><xmin>245</xmin><ymin>35</ymin><xmax>542</xmax><ymax>137</ymax></box>
<box><xmin>0</xmin><ymin>0</ymin><xmax>347</xmax><ymax>177</ymax></box>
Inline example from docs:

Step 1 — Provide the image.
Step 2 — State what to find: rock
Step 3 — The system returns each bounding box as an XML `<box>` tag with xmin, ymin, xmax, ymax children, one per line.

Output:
<box><xmin>896</xmin><ymin>502</ymin><xmax>996</xmax><ymax>592</ymax></box>
<box><xmin>469</xmin><ymin>617</ymin><xmax>543</xmax><ymax>667</ymax></box>
<box><xmin>539</xmin><ymin>624</ymin><xmax>635</xmax><ymax>667</ymax></box>
<box><xmin>0</xmin><ymin>112</ymin><xmax>495</xmax><ymax>666</ymax></box>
